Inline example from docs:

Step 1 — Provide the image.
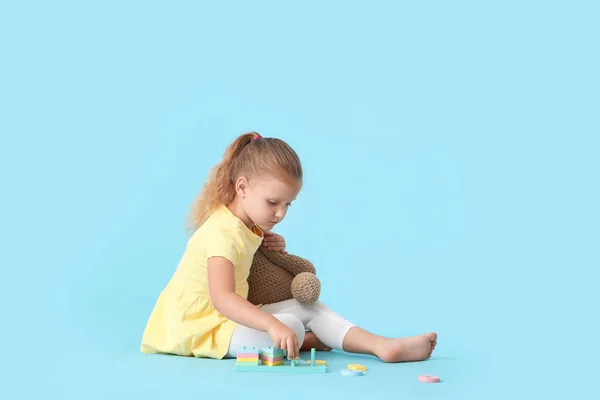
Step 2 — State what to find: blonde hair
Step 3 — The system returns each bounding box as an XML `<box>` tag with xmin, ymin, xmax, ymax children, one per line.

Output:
<box><xmin>187</xmin><ymin>132</ymin><xmax>303</xmax><ymax>233</ymax></box>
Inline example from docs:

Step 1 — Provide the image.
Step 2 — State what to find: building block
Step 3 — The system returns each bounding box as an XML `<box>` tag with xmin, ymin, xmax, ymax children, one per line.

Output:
<box><xmin>261</xmin><ymin>346</ymin><xmax>284</xmax><ymax>358</ymax></box>
<box><xmin>347</xmin><ymin>364</ymin><xmax>367</xmax><ymax>372</ymax></box>
<box><xmin>314</xmin><ymin>360</ymin><xmax>327</xmax><ymax>365</ymax></box>
<box><xmin>262</xmin><ymin>360</ymin><xmax>284</xmax><ymax>366</ymax></box>
<box><xmin>260</xmin><ymin>356</ymin><xmax>284</xmax><ymax>362</ymax></box>
<box><xmin>236</xmin><ymin>346</ymin><xmax>260</xmax><ymax>357</ymax></box>
<box><xmin>341</xmin><ymin>369</ymin><xmax>363</xmax><ymax>376</ymax></box>
<box><xmin>259</xmin><ymin>346</ymin><xmax>285</xmax><ymax>367</ymax></box>
<box><xmin>236</xmin><ymin>346</ymin><xmax>260</xmax><ymax>366</ymax></box>
<box><xmin>236</xmin><ymin>361</ymin><xmax>259</xmax><ymax>366</ymax></box>
<box><xmin>234</xmin><ymin>347</ymin><xmax>327</xmax><ymax>373</ymax></box>
<box><xmin>236</xmin><ymin>358</ymin><xmax>259</xmax><ymax>366</ymax></box>
<box><xmin>237</xmin><ymin>353</ymin><xmax>259</xmax><ymax>359</ymax></box>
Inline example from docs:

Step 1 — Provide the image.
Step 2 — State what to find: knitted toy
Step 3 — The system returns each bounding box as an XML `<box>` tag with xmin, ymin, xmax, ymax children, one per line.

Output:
<box><xmin>247</xmin><ymin>247</ymin><xmax>321</xmax><ymax>306</ymax></box>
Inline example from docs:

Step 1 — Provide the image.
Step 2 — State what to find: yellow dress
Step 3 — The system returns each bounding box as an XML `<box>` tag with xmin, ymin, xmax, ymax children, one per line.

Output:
<box><xmin>140</xmin><ymin>205</ymin><xmax>263</xmax><ymax>359</ymax></box>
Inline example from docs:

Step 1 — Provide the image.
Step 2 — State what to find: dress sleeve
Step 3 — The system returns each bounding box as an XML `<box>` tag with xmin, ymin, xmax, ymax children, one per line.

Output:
<box><xmin>204</xmin><ymin>228</ymin><xmax>240</xmax><ymax>266</ymax></box>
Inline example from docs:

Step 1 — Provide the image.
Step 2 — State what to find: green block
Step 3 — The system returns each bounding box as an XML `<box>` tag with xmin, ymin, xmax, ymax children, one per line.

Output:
<box><xmin>234</xmin><ymin>364</ymin><xmax>327</xmax><ymax>374</ymax></box>
<box><xmin>236</xmin><ymin>361</ymin><xmax>259</xmax><ymax>366</ymax></box>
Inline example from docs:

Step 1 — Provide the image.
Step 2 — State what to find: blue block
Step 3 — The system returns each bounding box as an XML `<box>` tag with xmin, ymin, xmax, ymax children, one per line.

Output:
<box><xmin>236</xmin><ymin>346</ymin><xmax>260</xmax><ymax>357</ymax></box>
<box><xmin>260</xmin><ymin>346</ymin><xmax>284</xmax><ymax>358</ymax></box>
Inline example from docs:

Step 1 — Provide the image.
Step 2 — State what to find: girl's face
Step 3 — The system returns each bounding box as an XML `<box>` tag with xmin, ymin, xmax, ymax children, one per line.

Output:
<box><xmin>237</xmin><ymin>174</ymin><xmax>301</xmax><ymax>231</ymax></box>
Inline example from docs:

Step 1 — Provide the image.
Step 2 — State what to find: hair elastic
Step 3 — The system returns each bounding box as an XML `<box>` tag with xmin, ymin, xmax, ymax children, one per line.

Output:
<box><xmin>253</xmin><ymin>134</ymin><xmax>262</xmax><ymax>141</ymax></box>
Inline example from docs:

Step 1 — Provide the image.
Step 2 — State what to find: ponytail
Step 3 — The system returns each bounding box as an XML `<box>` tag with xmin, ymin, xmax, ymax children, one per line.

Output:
<box><xmin>187</xmin><ymin>131</ymin><xmax>301</xmax><ymax>234</ymax></box>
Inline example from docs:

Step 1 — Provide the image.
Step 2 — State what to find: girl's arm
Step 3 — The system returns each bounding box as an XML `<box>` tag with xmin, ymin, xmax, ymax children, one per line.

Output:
<box><xmin>207</xmin><ymin>256</ymin><xmax>299</xmax><ymax>359</ymax></box>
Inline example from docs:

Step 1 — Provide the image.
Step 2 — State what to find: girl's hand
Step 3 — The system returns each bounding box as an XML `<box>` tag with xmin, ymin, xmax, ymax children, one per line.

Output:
<box><xmin>267</xmin><ymin>320</ymin><xmax>299</xmax><ymax>360</ymax></box>
<box><xmin>262</xmin><ymin>231</ymin><xmax>287</xmax><ymax>253</ymax></box>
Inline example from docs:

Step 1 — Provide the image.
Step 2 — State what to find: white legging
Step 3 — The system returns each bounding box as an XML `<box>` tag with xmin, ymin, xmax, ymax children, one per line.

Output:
<box><xmin>225</xmin><ymin>299</ymin><xmax>355</xmax><ymax>358</ymax></box>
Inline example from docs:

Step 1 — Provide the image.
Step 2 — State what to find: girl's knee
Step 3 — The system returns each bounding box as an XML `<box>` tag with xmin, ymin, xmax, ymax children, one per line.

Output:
<box><xmin>274</xmin><ymin>313</ymin><xmax>305</xmax><ymax>344</ymax></box>
<box><xmin>313</xmin><ymin>300</ymin><xmax>329</xmax><ymax>310</ymax></box>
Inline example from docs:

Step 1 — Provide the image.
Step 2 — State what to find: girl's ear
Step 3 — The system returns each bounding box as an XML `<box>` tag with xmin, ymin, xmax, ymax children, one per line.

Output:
<box><xmin>235</xmin><ymin>176</ymin><xmax>249</xmax><ymax>198</ymax></box>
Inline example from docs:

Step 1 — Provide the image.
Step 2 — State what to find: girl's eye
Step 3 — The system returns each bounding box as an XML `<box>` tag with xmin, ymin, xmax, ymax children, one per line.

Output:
<box><xmin>268</xmin><ymin>200</ymin><xmax>292</xmax><ymax>207</ymax></box>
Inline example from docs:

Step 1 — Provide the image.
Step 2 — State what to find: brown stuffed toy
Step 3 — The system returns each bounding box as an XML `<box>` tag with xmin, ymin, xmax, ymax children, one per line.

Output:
<box><xmin>247</xmin><ymin>247</ymin><xmax>321</xmax><ymax>306</ymax></box>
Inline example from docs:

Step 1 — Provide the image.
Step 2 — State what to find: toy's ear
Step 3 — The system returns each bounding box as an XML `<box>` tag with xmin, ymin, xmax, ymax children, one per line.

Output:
<box><xmin>259</xmin><ymin>248</ymin><xmax>316</xmax><ymax>276</ymax></box>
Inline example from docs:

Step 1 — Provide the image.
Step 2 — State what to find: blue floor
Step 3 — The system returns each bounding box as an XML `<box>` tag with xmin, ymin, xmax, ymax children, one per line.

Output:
<box><xmin>2</xmin><ymin>2</ymin><xmax>598</xmax><ymax>399</ymax></box>
<box><xmin>32</xmin><ymin>348</ymin><xmax>463</xmax><ymax>399</ymax></box>
<box><xmin>6</xmin><ymin>318</ymin><xmax>494</xmax><ymax>400</ymax></box>
<box><xmin>9</xmin><ymin>316</ymin><xmax>589</xmax><ymax>399</ymax></box>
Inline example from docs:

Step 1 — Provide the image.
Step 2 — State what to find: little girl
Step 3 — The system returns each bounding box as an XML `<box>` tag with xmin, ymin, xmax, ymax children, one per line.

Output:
<box><xmin>141</xmin><ymin>132</ymin><xmax>437</xmax><ymax>362</ymax></box>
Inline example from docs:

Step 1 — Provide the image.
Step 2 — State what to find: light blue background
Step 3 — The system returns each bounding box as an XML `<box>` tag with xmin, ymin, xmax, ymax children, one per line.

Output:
<box><xmin>1</xmin><ymin>1</ymin><xmax>598</xmax><ymax>399</ymax></box>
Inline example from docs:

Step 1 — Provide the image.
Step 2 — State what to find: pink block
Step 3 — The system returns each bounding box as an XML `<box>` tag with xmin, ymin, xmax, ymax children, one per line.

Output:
<box><xmin>237</xmin><ymin>353</ymin><xmax>259</xmax><ymax>359</ymax></box>
<box><xmin>418</xmin><ymin>375</ymin><xmax>440</xmax><ymax>383</ymax></box>
<box><xmin>261</xmin><ymin>356</ymin><xmax>284</xmax><ymax>362</ymax></box>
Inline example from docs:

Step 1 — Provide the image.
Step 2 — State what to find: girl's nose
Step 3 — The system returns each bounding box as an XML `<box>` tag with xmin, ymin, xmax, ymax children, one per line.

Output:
<box><xmin>275</xmin><ymin>208</ymin><xmax>285</xmax><ymax>220</ymax></box>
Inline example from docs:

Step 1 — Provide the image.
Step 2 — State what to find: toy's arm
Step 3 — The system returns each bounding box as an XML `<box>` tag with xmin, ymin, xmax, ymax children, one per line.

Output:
<box><xmin>258</xmin><ymin>248</ymin><xmax>316</xmax><ymax>276</ymax></box>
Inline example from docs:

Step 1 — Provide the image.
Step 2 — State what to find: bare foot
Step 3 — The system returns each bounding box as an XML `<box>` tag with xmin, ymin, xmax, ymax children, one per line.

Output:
<box><xmin>300</xmin><ymin>331</ymin><xmax>332</xmax><ymax>352</ymax></box>
<box><xmin>376</xmin><ymin>332</ymin><xmax>437</xmax><ymax>363</ymax></box>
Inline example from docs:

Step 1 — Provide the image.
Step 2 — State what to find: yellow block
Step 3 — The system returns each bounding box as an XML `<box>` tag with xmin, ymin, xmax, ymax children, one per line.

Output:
<box><xmin>314</xmin><ymin>360</ymin><xmax>327</xmax><ymax>365</ymax></box>
<box><xmin>348</xmin><ymin>364</ymin><xmax>367</xmax><ymax>371</ymax></box>
<box><xmin>262</xmin><ymin>360</ymin><xmax>284</xmax><ymax>366</ymax></box>
<box><xmin>237</xmin><ymin>357</ymin><xmax>259</xmax><ymax>363</ymax></box>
